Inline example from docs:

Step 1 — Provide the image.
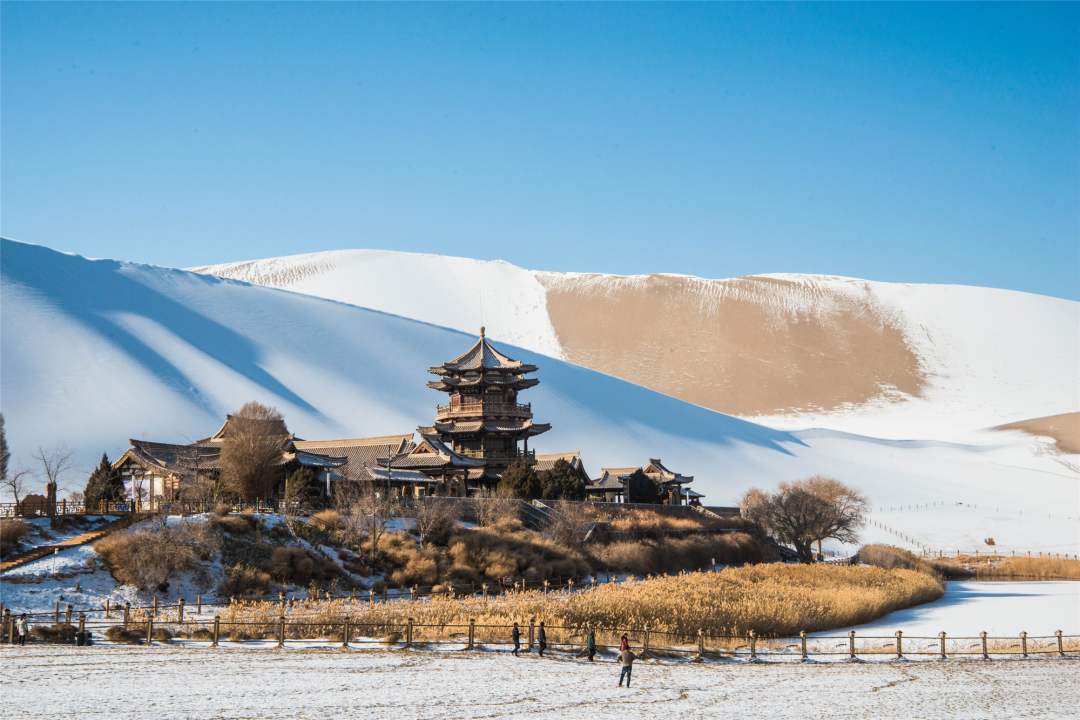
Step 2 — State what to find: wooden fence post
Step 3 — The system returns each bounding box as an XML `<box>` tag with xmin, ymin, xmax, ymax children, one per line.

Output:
<box><xmin>54</xmin><ymin>601</ymin><xmax>60</xmax><ymax>623</ymax></box>
<box><xmin>146</xmin><ymin>618</ymin><xmax>154</xmax><ymax>646</ymax></box>
<box><xmin>406</xmin><ymin>618</ymin><xmax>414</xmax><ymax>649</ymax></box>
<box><xmin>278</xmin><ymin>616</ymin><xmax>285</xmax><ymax>648</ymax></box>
<box><xmin>124</xmin><ymin>603</ymin><xmax>131</xmax><ymax>627</ymax></box>
<box><xmin>410</xmin><ymin>587</ymin><xmax>416</xmax><ymax>604</ymax></box>
<box><xmin>105</xmin><ymin>599</ymin><xmax>110</xmax><ymax>618</ymax></box>
<box><xmin>939</xmin><ymin>632</ymin><xmax>946</xmax><ymax>660</ymax></box>
<box><xmin>693</xmin><ymin>629</ymin><xmax>705</xmax><ymax>662</ymax></box>
<box><xmin>197</xmin><ymin>595</ymin><xmax>201</xmax><ymax>615</ymax></box>
<box><xmin>78</xmin><ymin>614</ymin><xmax>86</xmax><ymax>634</ymax></box>
<box><xmin>466</xmin><ymin>619</ymin><xmax>475</xmax><ymax>651</ymax></box>
<box><xmin>342</xmin><ymin>617</ymin><xmax>350</xmax><ymax>649</ymax></box>
<box><xmin>369</xmin><ymin>590</ymin><xmax>375</xmax><ymax>606</ymax></box>
<box><xmin>7</xmin><ymin>618</ymin><xmax>14</xmax><ymax>646</ymax></box>
<box><xmin>65</xmin><ymin>604</ymin><xmax>73</xmax><ymax>626</ymax></box>
<box><xmin>895</xmin><ymin>631</ymin><xmax>903</xmax><ymax>660</ymax></box>
<box><xmin>178</xmin><ymin>599</ymin><xmax>184</xmax><ymax>623</ymax></box>
<box><xmin>1020</xmin><ymin>632</ymin><xmax>1027</xmax><ymax>658</ymax></box>
<box><xmin>212</xmin><ymin>616</ymin><xmax>220</xmax><ymax>647</ymax></box>
<box><xmin>643</xmin><ymin>625</ymin><xmax>650</xmax><ymax>656</ymax></box>
<box><xmin>153</xmin><ymin>597</ymin><xmax>158</xmax><ymax>618</ymax></box>
<box><xmin>848</xmin><ymin>631</ymin><xmax>857</xmax><ymax>662</ymax></box>
<box><xmin>528</xmin><ymin>619</ymin><xmax>535</xmax><ymax>652</ymax></box>
<box><xmin>482</xmin><ymin>584</ymin><xmax>488</xmax><ymax>600</ymax></box>
<box><xmin>980</xmin><ymin>631</ymin><xmax>988</xmax><ymax>660</ymax></box>
<box><xmin>749</xmin><ymin>630</ymin><xmax>757</xmax><ymax>662</ymax></box>
<box><xmin>1056</xmin><ymin>630</ymin><xmax>1064</xmax><ymax>658</ymax></box>
<box><xmin>800</xmin><ymin>631</ymin><xmax>807</xmax><ymax>662</ymax></box>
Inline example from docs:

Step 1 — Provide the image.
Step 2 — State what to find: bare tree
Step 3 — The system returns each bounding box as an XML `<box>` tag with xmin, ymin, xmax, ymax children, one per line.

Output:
<box><xmin>32</xmin><ymin>445</ymin><xmax>74</xmax><ymax>489</ymax></box>
<box><xmin>740</xmin><ymin>475</ymin><xmax>869</xmax><ymax>564</ymax></box>
<box><xmin>334</xmin><ymin>476</ymin><xmax>395</xmax><ymax>570</ymax></box>
<box><xmin>414</xmin><ymin>496</ymin><xmax>460</xmax><ymax>549</ymax></box>
<box><xmin>0</xmin><ymin>467</ymin><xmax>33</xmax><ymax>506</ymax></box>
<box><xmin>219</xmin><ymin>402</ymin><xmax>287</xmax><ymax>500</ymax></box>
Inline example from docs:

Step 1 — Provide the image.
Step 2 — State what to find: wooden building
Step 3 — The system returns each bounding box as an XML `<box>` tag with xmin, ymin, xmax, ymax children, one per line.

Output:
<box><xmin>426</xmin><ymin>327</ymin><xmax>551</xmax><ymax>491</ymax></box>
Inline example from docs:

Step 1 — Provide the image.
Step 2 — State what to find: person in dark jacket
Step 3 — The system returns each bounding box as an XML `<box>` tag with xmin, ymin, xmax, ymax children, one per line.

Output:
<box><xmin>617</xmin><ymin>646</ymin><xmax>636</xmax><ymax>687</ymax></box>
<box><xmin>511</xmin><ymin>622</ymin><xmax>521</xmax><ymax>656</ymax></box>
<box><xmin>585</xmin><ymin>629</ymin><xmax>596</xmax><ymax>661</ymax></box>
<box><xmin>537</xmin><ymin>621</ymin><xmax>547</xmax><ymax>657</ymax></box>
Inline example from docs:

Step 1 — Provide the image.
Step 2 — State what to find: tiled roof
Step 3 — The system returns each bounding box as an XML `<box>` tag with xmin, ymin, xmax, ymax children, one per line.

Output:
<box><xmin>294</xmin><ymin>436</ymin><xmax>414</xmax><ymax>469</ymax></box>
<box><xmin>427</xmin><ymin>376</ymin><xmax>538</xmax><ymax>391</ymax></box>
<box><xmin>433</xmin><ymin>420</ymin><xmax>550</xmax><ymax>437</ymax></box>
<box><xmin>429</xmin><ymin>329</ymin><xmax>538</xmax><ymax>375</ymax></box>
<box><xmin>586</xmin><ymin>471</ymin><xmax>626</xmax><ymax>491</ymax></box>
<box><xmin>362</xmin><ymin>467</ymin><xmax>433</xmax><ymax>484</ymax></box>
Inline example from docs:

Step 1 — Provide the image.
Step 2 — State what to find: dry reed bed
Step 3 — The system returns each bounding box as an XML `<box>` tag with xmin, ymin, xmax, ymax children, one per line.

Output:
<box><xmin>934</xmin><ymin>555</ymin><xmax>1080</xmax><ymax>580</ymax></box>
<box><xmin>213</xmin><ymin>564</ymin><xmax>943</xmax><ymax>643</ymax></box>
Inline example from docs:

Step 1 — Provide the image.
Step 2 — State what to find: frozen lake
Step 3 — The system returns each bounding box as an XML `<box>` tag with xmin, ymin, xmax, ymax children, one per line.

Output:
<box><xmin>828</xmin><ymin>581</ymin><xmax>1080</xmax><ymax>638</ymax></box>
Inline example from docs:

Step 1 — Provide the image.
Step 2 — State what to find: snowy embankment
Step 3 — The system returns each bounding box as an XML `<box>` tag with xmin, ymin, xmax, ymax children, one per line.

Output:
<box><xmin>3</xmin><ymin>240</ymin><xmax>1077</xmax><ymax>557</ymax></box>
<box><xmin>3</xmin><ymin>645</ymin><xmax>1076</xmax><ymax>720</ymax></box>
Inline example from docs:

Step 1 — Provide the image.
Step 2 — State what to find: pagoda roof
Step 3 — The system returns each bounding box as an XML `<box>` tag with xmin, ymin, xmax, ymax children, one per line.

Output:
<box><xmin>294</xmin><ymin>435</ymin><xmax>413</xmax><ymax>469</ymax></box>
<box><xmin>429</xmin><ymin>328</ymin><xmax>538</xmax><ymax>375</ymax></box>
<box><xmin>362</xmin><ymin>466</ymin><xmax>433</xmax><ymax>484</ymax></box>
<box><xmin>433</xmin><ymin>420</ymin><xmax>551</xmax><ymax>437</ymax></box>
<box><xmin>427</xmin><ymin>375</ymin><xmax>538</xmax><ymax>391</ymax></box>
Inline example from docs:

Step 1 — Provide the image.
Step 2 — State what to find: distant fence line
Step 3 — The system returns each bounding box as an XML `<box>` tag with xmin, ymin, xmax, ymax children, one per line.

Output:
<box><xmin>1</xmin><ymin>611</ymin><xmax>1075</xmax><ymax>664</ymax></box>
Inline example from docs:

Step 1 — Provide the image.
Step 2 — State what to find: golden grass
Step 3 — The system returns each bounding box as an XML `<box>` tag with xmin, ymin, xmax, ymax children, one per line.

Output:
<box><xmin>934</xmin><ymin>555</ymin><xmax>1080</xmax><ymax>580</ymax></box>
<box><xmin>592</xmin><ymin>533</ymin><xmax>761</xmax><ymax>575</ymax></box>
<box><xmin>578</xmin><ymin>506</ymin><xmax>743</xmax><ymax>532</ymax></box>
<box><xmin>218</xmin><ymin>564</ymin><xmax>943</xmax><ymax>643</ymax></box>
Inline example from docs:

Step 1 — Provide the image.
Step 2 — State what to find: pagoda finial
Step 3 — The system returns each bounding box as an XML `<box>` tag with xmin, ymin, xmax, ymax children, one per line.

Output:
<box><xmin>479</xmin><ymin>326</ymin><xmax>485</xmax><ymax>339</ymax></box>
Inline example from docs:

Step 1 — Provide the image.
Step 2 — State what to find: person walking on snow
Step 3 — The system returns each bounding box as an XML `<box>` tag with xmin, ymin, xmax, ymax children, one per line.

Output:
<box><xmin>585</xmin><ymin>629</ymin><xmax>596</xmax><ymax>662</ymax></box>
<box><xmin>617</xmin><ymin>645</ymin><xmax>636</xmax><ymax>687</ymax></box>
<box><xmin>537</xmin><ymin>621</ymin><xmax>547</xmax><ymax>657</ymax></box>
<box><xmin>16</xmin><ymin>615</ymin><xmax>28</xmax><ymax>646</ymax></box>
<box><xmin>511</xmin><ymin>622</ymin><xmax>521</xmax><ymax>656</ymax></box>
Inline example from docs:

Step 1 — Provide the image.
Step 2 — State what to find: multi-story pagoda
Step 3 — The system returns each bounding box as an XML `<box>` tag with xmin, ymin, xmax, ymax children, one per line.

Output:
<box><xmin>426</xmin><ymin>327</ymin><xmax>551</xmax><ymax>482</ymax></box>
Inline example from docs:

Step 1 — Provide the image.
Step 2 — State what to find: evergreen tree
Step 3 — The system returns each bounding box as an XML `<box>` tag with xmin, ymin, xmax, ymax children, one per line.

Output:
<box><xmin>84</xmin><ymin>452</ymin><xmax>124</xmax><ymax>509</ymax></box>
<box><xmin>497</xmin><ymin>460</ymin><xmax>541</xmax><ymax>500</ymax></box>
<box><xmin>0</xmin><ymin>413</ymin><xmax>8</xmax><ymax>482</ymax></box>
<box><xmin>285</xmin><ymin>467</ymin><xmax>319</xmax><ymax>502</ymax></box>
<box><xmin>539</xmin><ymin>459</ymin><xmax>586</xmax><ymax>501</ymax></box>
<box><xmin>627</xmin><ymin>469</ymin><xmax>665</xmax><ymax>504</ymax></box>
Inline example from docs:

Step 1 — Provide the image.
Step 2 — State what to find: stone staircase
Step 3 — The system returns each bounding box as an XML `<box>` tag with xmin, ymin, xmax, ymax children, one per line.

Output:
<box><xmin>0</xmin><ymin>515</ymin><xmax>140</xmax><ymax>573</ymax></box>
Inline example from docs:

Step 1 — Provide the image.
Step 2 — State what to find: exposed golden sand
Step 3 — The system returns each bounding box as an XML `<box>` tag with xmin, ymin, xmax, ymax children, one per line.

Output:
<box><xmin>538</xmin><ymin>273</ymin><xmax>926</xmax><ymax>417</ymax></box>
<box><xmin>992</xmin><ymin>412</ymin><xmax>1079</xmax><ymax>455</ymax></box>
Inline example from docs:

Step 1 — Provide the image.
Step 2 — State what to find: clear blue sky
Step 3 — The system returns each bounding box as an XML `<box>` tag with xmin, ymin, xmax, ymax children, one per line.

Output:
<box><xmin>2</xmin><ymin>3</ymin><xmax>1077</xmax><ymax>299</ymax></box>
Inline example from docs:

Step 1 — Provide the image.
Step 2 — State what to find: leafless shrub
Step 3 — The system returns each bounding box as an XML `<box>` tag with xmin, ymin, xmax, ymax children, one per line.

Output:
<box><xmin>592</xmin><ymin>533</ymin><xmax>763</xmax><ymax>575</ymax></box>
<box><xmin>414</xmin><ymin>497</ymin><xmax>459</xmax><ymax>549</ymax></box>
<box><xmin>212</xmin><ymin>503</ymin><xmax>232</xmax><ymax>517</ymax></box>
<box><xmin>0</xmin><ymin>519</ymin><xmax>32</xmax><ymax>558</ymax></box>
<box><xmin>219</xmin><ymin>565</ymin><xmax>272</xmax><ymax>598</ymax></box>
<box><xmin>545</xmin><ymin>501</ymin><xmax>595</xmax><ymax>549</ymax></box>
<box><xmin>94</xmin><ymin>517</ymin><xmax>222</xmax><ymax>590</ymax></box>
<box><xmin>211</xmin><ymin>512</ymin><xmax>260</xmax><ymax>535</ymax></box>
<box><xmin>472</xmin><ymin>488</ymin><xmax>519</xmax><ymax>529</ymax></box>
<box><xmin>266</xmin><ymin>546</ymin><xmax>342</xmax><ymax>587</ymax></box>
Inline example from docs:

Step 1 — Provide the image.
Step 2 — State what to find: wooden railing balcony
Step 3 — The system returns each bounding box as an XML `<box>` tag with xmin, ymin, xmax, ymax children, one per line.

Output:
<box><xmin>456</xmin><ymin>448</ymin><xmax>536</xmax><ymax>461</ymax></box>
<box><xmin>435</xmin><ymin>402</ymin><xmax>532</xmax><ymax>419</ymax></box>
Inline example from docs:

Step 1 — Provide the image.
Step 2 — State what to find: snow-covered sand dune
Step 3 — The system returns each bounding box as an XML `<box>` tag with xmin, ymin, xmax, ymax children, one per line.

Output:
<box><xmin>193</xmin><ymin>248</ymin><xmax>1080</xmax><ymax>442</ymax></box>
<box><xmin>2</xmin><ymin>239</ymin><xmax>1078</xmax><ymax>554</ymax></box>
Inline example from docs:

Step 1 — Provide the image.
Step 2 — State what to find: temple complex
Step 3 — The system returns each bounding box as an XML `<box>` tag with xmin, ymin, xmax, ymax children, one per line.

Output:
<box><xmin>109</xmin><ymin>330</ymin><xmax>705</xmax><ymax>505</ymax></box>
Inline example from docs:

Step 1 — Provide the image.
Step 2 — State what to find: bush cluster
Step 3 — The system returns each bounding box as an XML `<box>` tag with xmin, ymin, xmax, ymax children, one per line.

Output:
<box><xmin>0</xmin><ymin>519</ymin><xmax>32</xmax><ymax>559</ymax></box>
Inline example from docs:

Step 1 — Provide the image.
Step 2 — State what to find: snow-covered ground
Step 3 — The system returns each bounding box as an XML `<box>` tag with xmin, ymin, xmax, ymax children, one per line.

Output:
<box><xmin>2</xmin><ymin>645</ymin><xmax>1076</xmax><ymax>719</ymax></box>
